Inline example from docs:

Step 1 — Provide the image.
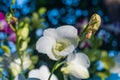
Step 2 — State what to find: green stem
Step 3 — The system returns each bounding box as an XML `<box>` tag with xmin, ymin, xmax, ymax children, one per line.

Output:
<box><xmin>48</xmin><ymin>60</ymin><xmax>62</xmax><ymax>80</ymax></box>
<box><xmin>9</xmin><ymin>0</ymin><xmax>24</xmax><ymax>76</ymax></box>
<box><xmin>15</xmin><ymin>24</ymin><xmax>24</xmax><ymax>76</ymax></box>
<box><xmin>10</xmin><ymin>4</ymin><xmax>14</xmax><ymax>16</ymax></box>
<box><xmin>9</xmin><ymin>23</ymin><xmax>16</xmax><ymax>32</ymax></box>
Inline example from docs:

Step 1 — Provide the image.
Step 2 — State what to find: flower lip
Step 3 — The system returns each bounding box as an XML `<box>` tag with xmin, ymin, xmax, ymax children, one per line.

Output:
<box><xmin>53</xmin><ymin>41</ymin><xmax>68</xmax><ymax>52</ymax></box>
<box><xmin>52</xmin><ymin>40</ymin><xmax>70</xmax><ymax>58</ymax></box>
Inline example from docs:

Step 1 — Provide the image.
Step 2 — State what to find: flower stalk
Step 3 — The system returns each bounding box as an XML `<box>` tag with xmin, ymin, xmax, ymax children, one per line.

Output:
<box><xmin>15</xmin><ymin>23</ymin><xmax>25</xmax><ymax>75</ymax></box>
<box><xmin>8</xmin><ymin>0</ymin><xmax>25</xmax><ymax>76</ymax></box>
<box><xmin>48</xmin><ymin>60</ymin><xmax>65</xmax><ymax>80</ymax></box>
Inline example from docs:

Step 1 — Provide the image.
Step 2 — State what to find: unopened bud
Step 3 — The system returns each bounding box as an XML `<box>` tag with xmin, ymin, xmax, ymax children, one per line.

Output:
<box><xmin>89</xmin><ymin>14</ymin><xmax>101</xmax><ymax>31</ymax></box>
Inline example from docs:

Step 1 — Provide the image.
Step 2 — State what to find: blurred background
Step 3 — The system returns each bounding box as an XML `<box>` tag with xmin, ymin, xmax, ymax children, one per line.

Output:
<box><xmin>0</xmin><ymin>0</ymin><xmax>120</xmax><ymax>80</ymax></box>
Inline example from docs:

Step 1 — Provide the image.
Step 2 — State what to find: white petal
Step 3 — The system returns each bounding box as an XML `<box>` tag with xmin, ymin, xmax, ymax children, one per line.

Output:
<box><xmin>62</xmin><ymin>52</ymin><xmax>90</xmax><ymax>79</ymax></box>
<box><xmin>73</xmin><ymin>53</ymin><xmax>90</xmax><ymax>68</ymax></box>
<box><xmin>56</xmin><ymin>25</ymin><xmax>78</xmax><ymax>46</ymax></box>
<box><xmin>14</xmin><ymin>56</ymin><xmax>31</xmax><ymax>70</ymax></box>
<box><xmin>29</xmin><ymin>69</ymin><xmax>41</xmax><ymax>79</ymax></box>
<box><xmin>23</xmin><ymin>56</ymin><xmax>32</xmax><ymax>70</ymax></box>
<box><xmin>36</xmin><ymin>36</ymin><xmax>57</xmax><ymax>60</ymax></box>
<box><xmin>110</xmin><ymin>59</ymin><xmax>120</xmax><ymax>74</ymax></box>
<box><xmin>56</xmin><ymin>25</ymin><xmax>77</xmax><ymax>39</ymax></box>
<box><xmin>43</xmin><ymin>28</ymin><xmax>57</xmax><ymax>38</ymax></box>
<box><xmin>67</xmin><ymin>53</ymin><xmax>75</xmax><ymax>62</ymax></box>
<box><xmin>39</xmin><ymin>65</ymin><xmax>58</xmax><ymax>80</ymax></box>
<box><xmin>50</xmin><ymin>75</ymin><xmax>58</xmax><ymax>80</ymax></box>
<box><xmin>110</xmin><ymin>64</ymin><xmax>120</xmax><ymax>73</ymax></box>
<box><xmin>9</xmin><ymin>62</ymin><xmax>21</xmax><ymax>76</ymax></box>
<box><xmin>39</xmin><ymin>65</ymin><xmax>50</xmax><ymax>76</ymax></box>
<box><xmin>68</xmin><ymin>63</ymin><xmax>89</xmax><ymax>79</ymax></box>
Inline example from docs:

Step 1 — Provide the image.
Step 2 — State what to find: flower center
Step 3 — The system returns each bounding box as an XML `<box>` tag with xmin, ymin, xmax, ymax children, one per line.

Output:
<box><xmin>52</xmin><ymin>41</ymin><xmax>68</xmax><ymax>58</ymax></box>
<box><xmin>55</xmin><ymin>42</ymin><xmax>66</xmax><ymax>52</ymax></box>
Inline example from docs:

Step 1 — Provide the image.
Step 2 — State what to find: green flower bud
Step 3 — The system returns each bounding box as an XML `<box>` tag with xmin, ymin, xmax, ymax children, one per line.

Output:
<box><xmin>1</xmin><ymin>46</ymin><xmax>10</xmax><ymax>56</ymax></box>
<box><xmin>89</xmin><ymin>13</ymin><xmax>101</xmax><ymax>31</ymax></box>
<box><xmin>31</xmin><ymin>56</ymin><xmax>39</xmax><ymax>64</ymax></box>
<box><xmin>19</xmin><ymin>41</ymin><xmax>28</xmax><ymax>51</ymax></box>
<box><xmin>38</xmin><ymin>7</ymin><xmax>46</xmax><ymax>15</ymax></box>
<box><xmin>17</xmin><ymin>24</ymin><xmax>29</xmax><ymax>40</ymax></box>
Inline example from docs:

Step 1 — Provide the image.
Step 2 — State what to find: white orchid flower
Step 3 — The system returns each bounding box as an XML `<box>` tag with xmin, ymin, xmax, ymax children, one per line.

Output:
<box><xmin>110</xmin><ymin>53</ymin><xmax>120</xmax><ymax>74</ymax></box>
<box><xmin>36</xmin><ymin>25</ymin><xmax>78</xmax><ymax>60</ymax></box>
<box><xmin>9</xmin><ymin>56</ymin><xmax>32</xmax><ymax>76</ymax></box>
<box><xmin>61</xmin><ymin>52</ymin><xmax>90</xmax><ymax>79</ymax></box>
<box><xmin>28</xmin><ymin>65</ymin><xmax>58</xmax><ymax>80</ymax></box>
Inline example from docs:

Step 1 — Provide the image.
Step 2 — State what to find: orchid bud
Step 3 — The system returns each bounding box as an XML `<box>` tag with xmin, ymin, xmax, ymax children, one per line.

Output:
<box><xmin>17</xmin><ymin>24</ymin><xmax>29</xmax><ymax>40</ymax></box>
<box><xmin>89</xmin><ymin>14</ymin><xmax>101</xmax><ymax>31</ymax></box>
<box><xmin>19</xmin><ymin>41</ymin><xmax>28</xmax><ymax>51</ymax></box>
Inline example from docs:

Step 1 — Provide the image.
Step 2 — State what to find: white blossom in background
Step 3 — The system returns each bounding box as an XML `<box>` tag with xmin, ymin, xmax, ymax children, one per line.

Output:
<box><xmin>28</xmin><ymin>65</ymin><xmax>58</xmax><ymax>80</ymax></box>
<box><xmin>61</xmin><ymin>52</ymin><xmax>90</xmax><ymax>79</ymax></box>
<box><xmin>0</xmin><ymin>20</ymin><xmax>7</xmax><ymax>30</ymax></box>
<box><xmin>36</xmin><ymin>25</ymin><xmax>78</xmax><ymax>60</ymax></box>
<box><xmin>9</xmin><ymin>55</ymin><xmax>32</xmax><ymax>76</ymax></box>
<box><xmin>110</xmin><ymin>53</ymin><xmax>120</xmax><ymax>74</ymax></box>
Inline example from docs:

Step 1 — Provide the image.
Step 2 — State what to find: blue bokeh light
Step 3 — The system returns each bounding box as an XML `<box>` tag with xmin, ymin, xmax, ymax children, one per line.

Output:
<box><xmin>10</xmin><ymin>0</ymin><xmax>35</xmax><ymax>16</ymax></box>
<box><xmin>104</xmin><ymin>16</ymin><xmax>109</xmax><ymax>22</ymax></box>
<box><xmin>92</xmin><ymin>0</ymin><xmax>98</xmax><ymax>5</ymax></box>
<box><xmin>65</xmin><ymin>16</ymin><xmax>76</xmax><ymax>24</ymax></box>
<box><xmin>4</xmin><ymin>0</ymin><xmax>11</xmax><ymax>7</ymax></box>
<box><xmin>8</xmin><ymin>41</ymin><xmax>16</xmax><ymax>53</ymax></box>
<box><xmin>106</xmin><ymin>73</ymin><xmax>120</xmax><ymax>80</ymax></box>
<box><xmin>75</xmin><ymin>9</ymin><xmax>82</xmax><ymax>17</ymax></box>
<box><xmin>67</xmin><ymin>8</ymin><xmax>74</xmax><ymax>15</ymax></box>
<box><xmin>62</xmin><ymin>0</ymin><xmax>73</xmax><ymax>6</ymax></box>
<box><xmin>1</xmin><ymin>5</ymin><xmax>8</xmax><ymax>12</ymax></box>
<box><xmin>21</xmin><ymin>5</ymin><xmax>30</xmax><ymax>15</ymax></box>
<box><xmin>0</xmin><ymin>48</ymin><xmax>4</xmax><ymax>55</ymax></box>
<box><xmin>48</xmin><ymin>9</ymin><xmax>60</xmax><ymax>17</ymax></box>
<box><xmin>15</xmin><ymin>0</ymin><xmax>30</xmax><ymax>9</ymax></box>
<box><xmin>82</xmin><ymin>10</ymin><xmax>89</xmax><ymax>16</ymax></box>
<box><xmin>0</xmin><ymin>32</ymin><xmax>7</xmax><ymax>40</ymax></box>
<box><xmin>72</xmin><ymin>0</ymin><xmax>80</xmax><ymax>6</ymax></box>
<box><xmin>60</xmin><ymin>8</ymin><xmax>65</xmax><ymax>15</ymax></box>
<box><xmin>42</xmin><ymin>22</ymin><xmax>49</xmax><ymax>28</ymax></box>
<box><xmin>35</xmin><ymin>28</ymin><xmax>43</xmax><ymax>37</ymax></box>
<box><xmin>47</xmin><ymin>9</ymin><xmax>60</xmax><ymax>25</ymax></box>
<box><xmin>14</xmin><ymin>11</ymin><xmax>20</xmax><ymax>18</ymax></box>
<box><xmin>112</xmin><ymin>40</ymin><xmax>117</xmax><ymax>47</ymax></box>
<box><xmin>62</xmin><ymin>0</ymin><xmax>80</xmax><ymax>6</ymax></box>
<box><xmin>97</xmin><ymin>10</ymin><xmax>103</xmax><ymax>17</ymax></box>
<box><xmin>97</xmin><ymin>29</ymin><xmax>111</xmax><ymax>42</ymax></box>
<box><xmin>96</xmin><ymin>61</ymin><xmax>104</xmax><ymax>71</ymax></box>
<box><xmin>108</xmin><ymin>50</ymin><xmax>118</xmax><ymax>57</ymax></box>
<box><xmin>51</xmin><ymin>19</ymin><xmax>58</xmax><ymax>25</ymax></box>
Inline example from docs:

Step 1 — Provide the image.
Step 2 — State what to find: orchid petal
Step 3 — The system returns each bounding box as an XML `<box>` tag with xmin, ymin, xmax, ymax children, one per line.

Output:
<box><xmin>36</xmin><ymin>36</ymin><xmax>58</xmax><ymax>60</ymax></box>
